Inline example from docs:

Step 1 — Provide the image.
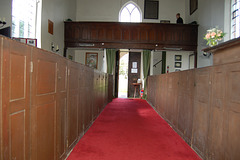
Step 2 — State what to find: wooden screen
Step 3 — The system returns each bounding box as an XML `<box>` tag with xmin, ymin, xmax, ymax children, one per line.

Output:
<box><xmin>0</xmin><ymin>36</ymin><xmax>113</xmax><ymax>160</ymax></box>
<box><xmin>2</xmin><ymin>37</ymin><xmax>31</xmax><ymax>160</ymax></box>
<box><xmin>147</xmin><ymin>62</ymin><xmax>240</xmax><ymax>159</ymax></box>
<box><xmin>31</xmin><ymin>48</ymin><xmax>58</xmax><ymax>160</ymax></box>
<box><xmin>64</xmin><ymin>22</ymin><xmax>198</xmax><ymax>51</ymax></box>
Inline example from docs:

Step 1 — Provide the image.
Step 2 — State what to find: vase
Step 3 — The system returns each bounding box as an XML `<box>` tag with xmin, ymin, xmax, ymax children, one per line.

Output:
<box><xmin>209</xmin><ymin>40</ymin><xmax>218</xmax><ymax>47</ymax></box>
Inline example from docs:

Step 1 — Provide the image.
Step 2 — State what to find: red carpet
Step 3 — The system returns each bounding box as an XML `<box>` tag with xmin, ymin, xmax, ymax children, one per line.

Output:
<box><xmin>67</xmin><ymin>98</ymin><xmax>201</xmax><ymax>160</ymax></box>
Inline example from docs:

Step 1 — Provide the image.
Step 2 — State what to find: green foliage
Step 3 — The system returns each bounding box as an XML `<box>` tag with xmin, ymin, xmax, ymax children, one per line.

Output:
<box><xmin>119</xmin><ymin>60</ymin><xmax>128</xmax><ymax>79</ymax></box>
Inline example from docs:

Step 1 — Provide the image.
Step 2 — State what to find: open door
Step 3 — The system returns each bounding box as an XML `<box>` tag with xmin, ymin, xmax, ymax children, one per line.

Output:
<box><xmin>128</xmin><ymin>52</ymin><xmax>141</xmax><ymax>98</ymax></box>
<box><xmin>114</xmin><ymin>50</ymin><xmax>120</xmax><ymax>97</ymax></box>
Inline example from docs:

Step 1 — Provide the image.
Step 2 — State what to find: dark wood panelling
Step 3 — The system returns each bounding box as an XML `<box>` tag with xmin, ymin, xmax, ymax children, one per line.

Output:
<box><xmin>77</xmin><ymin>64</ymin><xmax>84</xmax><ymax>137</ymax></box>
<box><xmin>147</xmin><ymin>63</ymin><xmax>240</xmax><ymax>159</ymax></box>
<box><xmin>67</xmin><ymin>61</ymin><xmax>79</xmax><ymax>149</ymax></box>
<box><xmin>224</xmin><ymin>63</ymin><xmax>240</xmax><ymax>160</ymax></box>
<box><xmin>82</xmin><ymin>27</ymin><xmax>89</xmax><ymax>40</ymax></box>
<box><xmin>123</xmin><ymin>29</ymin><xmax>130</xmax><ymax>41</ymax></box>
<box><xmin>106</xmin><ymin>29</ymin><xmax>113</xmax><ymax>40</ymax></box>
<box><xmin>201</xmin><ymin>38</ymin><xmax>240</xmax><ymax>160</ymax></box>
<box><xmin>2</xmin><ymin>38</ymin><xmax>31</xmax><ymax>160</ymax></box>
<box><xmin>64</xmin><ymin>22</ymin><xmax>198</xmax><ymax>51</ymax></box>
<box><xmin>177</xmin><ymin>70</ymin><xmax>194</xmax><ymax>145</ymax></box>
<box><xmin>31</xmin><ymin>48</ymin><xmax>58</xmax><ymax>160</ymax></box>
<box><xmin>0</xmin><ymin>35</ymin><xmax>115</xmax><ymax>160</ymax></box>
<box><xmin>84</xmin><ymin>67</ymin><xmax>94</xmax><ymax>129</ymax></box>
<box><xmin>192</xmin><ymin>68</ymin><xmax>212</xmax><ymax>158</ymax></box>
<box><xmin>208</xmin><ymin>65</ymin><xmax>225</xmax><ymax>160</ymax></box>
<box><xmin>160</xmin><ymin>76</ymin><xmax>167</xmax><ymax>117</ymax></box>
<box><xmin>91</xmin><ymin>28</ymin><xmax>98</xmax><ymax>40</ymax></box>
<box><xmin>37</xmin><ymin>102</ymin><xmax>55</xmax><ymax>159</ymax></box>
<box><xmin>166</xmin><ymin>73</ymin><xmax>179</xmax><ymax>127</ymax></box>
<box><xmin>0</xmin><ymin>37</ymin><xmax>2</xmax><ymax>160</ymax></box>
<box><xmin>104</xmin><ymin>74</ymin><xmax>108</xmax><ymax>105</ymax></box>
<box><xmin>93</xmin><ymin>71</ymin><xmax>99</xmax><ymax>119</ymax></box>
<box><xmin>114</xmin><ymin>28</ymin><xmax>122</xmax><ymax>40</ymax></box>
<box><xmin>131</xmin><ymin>28</ymin><xmax>139</xmax><ymax>41</ymax></box>
<box><xmin>148</xmin><ymin>38</ymin><xmax>240</xmax><ymax>159</ymax></box>
<box><xmin>148</xmin><ymin>29</ymin><xmax>155</xmax><ymax>42</ymax></box>
<box><xmin>203</xmin><ymin>37</ymin><xmax>240</xmax><ymax>66</ymax></box>
<box><xmin>56</xmin><ymin>57</ymin><xmax>68</xmax><ymax>159</ymax></box>
<box><xmin>98</xmin><ymin>28</ymin><xmax>105</xmax><ymax>40</ymax></box>
<box><xmin>140</xmin><ymin>29</ymin><xmax>148</xmax><ymax>41</ymax></box>
<box><xmin>78</xmin><ymin>66</ymin><xmax>85</xmax><ymax>134</ymax></box>
<box><xmin>99</xmin><ymin>73</ymin><xmax>104</xmax><ymax>114</ymax></box>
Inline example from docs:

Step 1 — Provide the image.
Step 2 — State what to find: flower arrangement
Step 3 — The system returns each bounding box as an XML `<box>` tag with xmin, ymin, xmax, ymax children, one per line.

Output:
<box><xmin>204</xmin><ymin>27</ymin><xmax>226</xmax><ymax>47</ymax></box>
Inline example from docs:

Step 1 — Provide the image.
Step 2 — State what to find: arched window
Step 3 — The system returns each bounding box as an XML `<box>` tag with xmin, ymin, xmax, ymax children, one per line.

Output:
<box><xmin>119</xmin><ymin>2</ymin><xmax>142</xmax><ymax>22</ymax></box>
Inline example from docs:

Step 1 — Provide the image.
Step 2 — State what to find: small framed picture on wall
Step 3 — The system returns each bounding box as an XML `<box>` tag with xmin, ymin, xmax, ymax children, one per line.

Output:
<box><xmin>85</xmin><ymin>52</ymin><xmax>98</xmax><ymax>69</ymax></box>
<box><xmin>190</xmin><ymin>0</ymin><xmax>198</xmax><ymax>15</ymax></box>
<box><xmin>175</xmin><ymin>55</ymin><xmax>182</xmax><ymax>61</ymax></box>
<box><xmin>12</xmin><ymin>38</ymin><xmax>37</xmax><ymax>47</ymax></box>
<box><xmin>175</xmin><ymin>62</ymin><xmax>182</xmax><ymax>68</ymax></box>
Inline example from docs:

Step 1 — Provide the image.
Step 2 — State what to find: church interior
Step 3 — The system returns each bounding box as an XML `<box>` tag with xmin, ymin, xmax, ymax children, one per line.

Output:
<box><xmin>0</xmin><ymin>0</ymin><xmax>239</xmax><ymax>159</ymax></box>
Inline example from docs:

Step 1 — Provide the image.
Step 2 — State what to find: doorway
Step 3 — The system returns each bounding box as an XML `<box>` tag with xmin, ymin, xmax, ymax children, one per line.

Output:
<box><xmin>118</xmin><ymin>51</ymin><xmax>129</xmax><ymax>98</ymax></box>
<box><xmin>128</xmin><ymin>52</ymin><xmax>141</xmax><ymax>98</ymax></box>
<box><xmin>116</xmin><ymin>51</ymin><xmax>142</xmax><ymax>98</ymax></box>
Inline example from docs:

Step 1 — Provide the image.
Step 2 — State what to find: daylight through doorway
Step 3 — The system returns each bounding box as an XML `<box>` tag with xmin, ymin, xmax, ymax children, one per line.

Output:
<box><xmin>118</xmin><ymin>51</ymin><xmax>129</xmax><ymax>98</ymax></box>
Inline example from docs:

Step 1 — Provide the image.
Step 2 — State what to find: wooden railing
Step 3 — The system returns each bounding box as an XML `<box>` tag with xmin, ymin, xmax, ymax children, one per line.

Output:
<box><xmin>0</xmin><ymin>36</ymin><xmax>113</xmax><ymax>160</ymax></box>
<box><xmin>147</xmin><ymin>38</ymin><xmax>240</xmax><ymax>160</ymax></box>
<box><xmin>64</xmin><ymin>22</ymin><xmax>198</xmax><ymax>51</ymax></box>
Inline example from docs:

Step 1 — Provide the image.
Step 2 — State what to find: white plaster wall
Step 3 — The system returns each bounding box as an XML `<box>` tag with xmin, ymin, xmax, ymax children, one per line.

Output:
<box><xmin>184</xmin><ymin>0</ymin><xmax>227</xmax><ymax>68</ymax></box>
<box><xmin>76</xmin><ymin>0</ymin><xmax>186</xmax><ymax>24</ymax></box>
<box><xmin>166</xmin><ymin>51</ymin><xmax>193</xmax><ymax>73</ymax></box>
<box><xmin>189</xmin><ymin>54</ymin><xmax>195</xmax><ymax>69</ymax></box>
<box><xmin>103</xmin><ymin>49</ymin><xmax>107</xmax><ymax>73</ymax></box>
<box><xmin>150</xmin><ymin>51</ymin><xmax>154</xmax><ymax>75</ymax></box>
<box><xmin>67</xmin><ymin>48</ymin><xmax>76</xmax><ymax>61</ymax></box>
<box><xmin>0</xmin><ymin>0</ymin><xmax>76</xmax><ymax>56</ymax></box>
<box><xmin>41</xmin><ymin>0</ymin><xmax>76</xmax><ymax>56</ymax></box>
<box><xmin>152</xmin><ymin>51</ymin><xmax>162</xmax><ymax>75</ymax></box>
<box><xmin>74</xmin><ymin>49</ymin><xmax>105</xmax><ymax>72</ymax></box>
<box><xmin>0</xmin><ymin>0</ymin><xmax>12</xmax><ymax>33</ymax></box>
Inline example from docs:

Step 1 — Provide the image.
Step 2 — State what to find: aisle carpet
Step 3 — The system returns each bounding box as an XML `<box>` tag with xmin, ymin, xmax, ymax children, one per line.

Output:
<box><xmin>67</xmin><ymin>98</ymin><xmax>201</xmax><ymax>160</ymax></box>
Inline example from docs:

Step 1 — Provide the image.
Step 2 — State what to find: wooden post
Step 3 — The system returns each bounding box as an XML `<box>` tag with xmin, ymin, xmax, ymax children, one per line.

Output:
<box><xmin>194</xmin><ymin>50</ymin><xmax>198</xmax><ymax>68</ymax></box>
<box><xmin>63</xmin><ymin>47</ymin><xmax>67</xmax><ymax>57</ymax></box>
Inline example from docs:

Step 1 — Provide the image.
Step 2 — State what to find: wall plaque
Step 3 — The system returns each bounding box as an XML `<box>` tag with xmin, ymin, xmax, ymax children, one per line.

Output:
<box><xmin>144</xmin><ymin>0</ymin><xmax>159</xmax><ymax>19</ymax></box>
<box><xmin>48</xmin><ymin>19</ymin><xmax>54</xmax><ymax>35</ymax></box>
